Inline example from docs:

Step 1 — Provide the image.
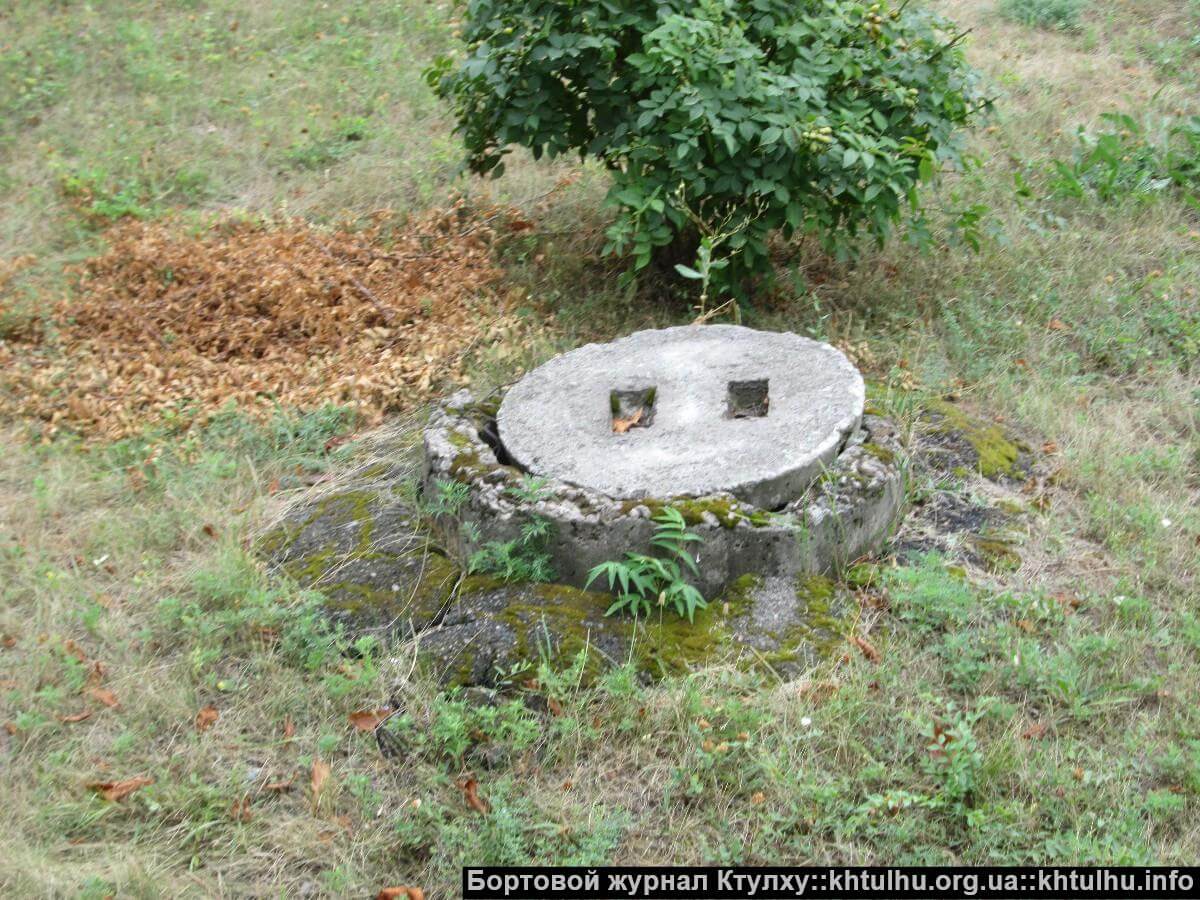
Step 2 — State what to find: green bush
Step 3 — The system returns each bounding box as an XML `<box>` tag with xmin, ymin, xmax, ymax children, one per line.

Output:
<box><xmin>428</xmin><ymin>0</ymin><xmax>985</xmax><ymax>299</ymax></box>
<box><xmin>997</xmin><ymin>0</ymin><xmax>1086</xmax><ymax>31</ymax></box>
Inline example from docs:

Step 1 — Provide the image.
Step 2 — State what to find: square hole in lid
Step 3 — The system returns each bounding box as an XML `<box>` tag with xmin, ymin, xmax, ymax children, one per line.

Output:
<box><xmin>727</xmin><ymin>379</ymin><xmax>769</xmax><ymax>418</ymax></box>
<box><xmin>610</xmin><ymin>386</ymin><xmax>656</xmax><ymax>433</ymax></box>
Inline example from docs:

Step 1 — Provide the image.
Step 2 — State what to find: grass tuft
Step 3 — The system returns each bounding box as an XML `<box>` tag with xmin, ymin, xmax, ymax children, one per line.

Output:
<box><xmin>998</xmin><ymin>0</ymin><xmax>1088</xmax><ymax>31</ymax></box>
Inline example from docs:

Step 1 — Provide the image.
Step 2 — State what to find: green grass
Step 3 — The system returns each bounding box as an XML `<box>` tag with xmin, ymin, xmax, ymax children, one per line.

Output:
<box><xmin>999</xmin><ymin>0</ymin><xmax>1089</xmax><ymax>32</ymax></box>
<box><xmin>2</xmin><ymin>0</ymin><xmax>1200</xmax><ymax>895</ymax></box>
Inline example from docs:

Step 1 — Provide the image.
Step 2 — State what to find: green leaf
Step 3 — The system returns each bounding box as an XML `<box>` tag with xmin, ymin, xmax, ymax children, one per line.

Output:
<box><xmin>786</xmin><ymin>201</ymin><xmax>804</xmax><ymax>229</ymax></box>
<box><xmin>606</xmin><ymin>596</ymin><xmax>631</xmax><ymax>616</ymax></box>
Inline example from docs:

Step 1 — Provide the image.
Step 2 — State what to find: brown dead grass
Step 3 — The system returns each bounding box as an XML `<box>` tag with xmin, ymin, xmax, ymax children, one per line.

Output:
<box><xmin>0</xmin><ymin>201</ymin><xmax>542</xmax><ymax>439</ymax></box>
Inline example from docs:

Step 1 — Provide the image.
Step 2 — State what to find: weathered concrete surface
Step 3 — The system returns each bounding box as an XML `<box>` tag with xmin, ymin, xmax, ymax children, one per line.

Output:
<box><xmin>425</xmin><ymin>387</ymin><xmax>903</xmax><ymax>597</ymax></box>
<box><xmin>260</xmin><ymin>395</ymin><xmax>1039</xmax><ymax>687</ymax></box>
<box><xmin>497</xmin><ymin>325</ymin><xmax>864</xmax><ymax>509</ymax></box>
<box><xmin>256</xmin><ymin>432</ymin><xmax>458</xmax><ymax>635</ymax></box>
<box><xmin>258</xmin><ymin>440</ymin><xmax>856</xmax><ymax>685</ymax></box>
<box><xmin>894</xmin><ymin>399</ymin><xmax>1035</xmax><ymax>573</ymax></box>
<box><xmin>412</xmin><ymin>574</ymin><xmax>853</xmax><ymax>685</ymax></box>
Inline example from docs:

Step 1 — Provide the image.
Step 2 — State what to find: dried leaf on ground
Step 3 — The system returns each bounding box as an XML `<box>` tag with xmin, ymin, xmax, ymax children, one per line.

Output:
<box><xmin>87</xmin><ymin>776</ymin><xmax>153</xmax><ymax>802</ymax></box>
<box><xmin>60</xmin><ymin>710</ymin><xmax>93</xmax><ymax>723</ymax></box>
<box><xmin>229</xmin><ymin>795</ymin><xmax>253</xmax><ymax>822</ymax></box>
<box><xmin>195</xmin><ymin>705</ymin><xmax>219</xmax><ymax>732</ymax></box>
<box><xmin>851</xmin><ymin>634</ymin><xmax>881</xmax><ymax>663</ymax></box>
<box><xmin>311</xmin><ymin>759</ymin><xmax>331</xmax><ymax>807</ymax></box>
<box><xmin>1022</xmin><ymin>721</ymin><xmax>1049</xmax><ymax>741</ymax></box>
<box><xmin>86</xmin><ymin>686</ymin><xmax>119</xmax><ymax>708</ymax></box>
<box><xmin>2</xmin><ymin>203</ymin><xmax>548</xmax><ymax>440</ymax></box>
<box><xmin>1052</xmin><ymin>592</ymin><xmax>1082</xmax><ymax>611</ymax></box>
<box><xmin>348</xmin><ymin>708</ymin><xmax>391</xmax><ymax>732</ymax></box>
<box><xmin>457</xmin><ymin>776</ymin><xmax>490</xmax><ymax>815</ymax></box>
<box><xmin>378</xmin><ymin>888</ymin><xmax>425</xmax><ymax>900</ymax></box>
<box><xmin>788</xmin><ymin>679</ymin><xmax>840</xmax><ymax>701</ymax></box>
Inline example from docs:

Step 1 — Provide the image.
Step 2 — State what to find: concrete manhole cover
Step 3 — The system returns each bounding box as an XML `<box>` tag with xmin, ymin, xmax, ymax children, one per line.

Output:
<box><xmin>497</xmin><ymin>325</ymin><xmax>865</xmax><ymax>509</ymax></box>
<box><xmin>422</xmin><ymin>325</ymin><xmax>904</xmax><ymax>596</ymax></box>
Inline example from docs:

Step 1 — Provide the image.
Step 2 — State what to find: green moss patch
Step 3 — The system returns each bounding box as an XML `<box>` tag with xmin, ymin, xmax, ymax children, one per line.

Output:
<box><xmin>256</xmin><ymin>521</ymin><xmax>300</xmax><ymax>558</ymax></box>
<box><xmin>478</xmin><ymin>575</ymin><xmax>775</xmax><ymax>682</ymax></box>
<box><xmin>493</xmin><ymin>583</ymin><xmax>627</xmax><ymax>680</ymax></box>
<box><xmin>760</xmin><ymin>575</ymin><xmax>852</xmax><ymax>664</ymax></box>
<box><xmin>926</xmin><ymin>399</ymin><xmax>1028</xmax><ymax>479</ymax></box>
<box><xmin>968</xmin><ymin>535</ymin><xmax>1023</xmax><ymax>574</ymax></box>
<box><xmin>862</xmin><ymin>442</ymin><xmax>897</xmax><ymax>464</ymax></box>
<box><xmin>618</xmin><ymin>497</ymin><xmax>782</xmax><ymax>530</ymax></box>
<box><xmin>845</xmin><ymin>562</ymin><xmax>882</xmax><ymax>591</ymax></box>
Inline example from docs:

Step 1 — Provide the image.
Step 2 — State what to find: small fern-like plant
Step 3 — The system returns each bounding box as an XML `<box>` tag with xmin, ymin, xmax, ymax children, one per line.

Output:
<box><xmin>507</xmin><ymin>474</ymin><xmax>552</xmax><ymax>503</ymax></box>
<box><xmin>422</xmin><ymin>478</ymin><xmax>469</xmax><ymax>518</ymax></box>
<box><xmin>586</xmin><ymin>508</ymin><xmax>707</xmax><ymax>622</ymax></box>
<box><xmin>469</xmin><ymin>515</ymin><xmax>555</xmax><ymax>583</ymax></box>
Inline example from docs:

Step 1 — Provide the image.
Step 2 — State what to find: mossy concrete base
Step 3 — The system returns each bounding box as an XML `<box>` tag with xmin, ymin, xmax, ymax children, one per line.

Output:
<box><xmin>257</xmin><ymin>421</ymin><xmax>861</xmax><ymax>685</ymax></box>
<box><xmin>414</xmin><ymin>573</ymin><xmax>855</xmax><ymax>685</ymax></box>
<box><xmin>258</xmin><ymin>431</ymin><xmax>456</xmax><ymax>635</ymax></box>
<box><xmin>922</xmin><ymin>399</ymin><xmax>1031</xmax><ymax>481</ymax></box>
<box><xmin>256</xmin><ymin>392</ymin><xmax>1044</xmax><ymax>687</ymax></box>
<box><xmin>895</xmin><ymin>396</ymin><xmax>1037</xmax><ymax>573</ymax></box>
<box><xmin>424</xmin><ymin>389</ymin><xmax>907</xmax><ymax>597</ymax></box>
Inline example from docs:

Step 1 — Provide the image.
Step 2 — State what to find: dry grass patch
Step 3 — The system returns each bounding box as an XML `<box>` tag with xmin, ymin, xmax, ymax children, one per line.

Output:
<box><xmin>1</xmin><ymin>202</ymin><xmax>548</xmax><ymax>440</ymax></box>
<box><xmin>940</xmin><ymin>0</ymin><xmax>1196</xmax><ymax>139</ymax></box>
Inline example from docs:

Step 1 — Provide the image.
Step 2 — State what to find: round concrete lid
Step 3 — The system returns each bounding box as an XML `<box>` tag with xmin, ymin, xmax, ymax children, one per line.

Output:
<box><xmin>496</xmin><ymin>325</ymin><xmax>865</xmax><ymax>508</ymax></box>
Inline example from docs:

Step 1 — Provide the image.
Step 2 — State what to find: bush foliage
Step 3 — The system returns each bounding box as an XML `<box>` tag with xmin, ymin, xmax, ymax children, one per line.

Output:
<box><xmin>429</xmin><ymin>0</ymin><xmax>986</xmax><ymax>298</ymax></box>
